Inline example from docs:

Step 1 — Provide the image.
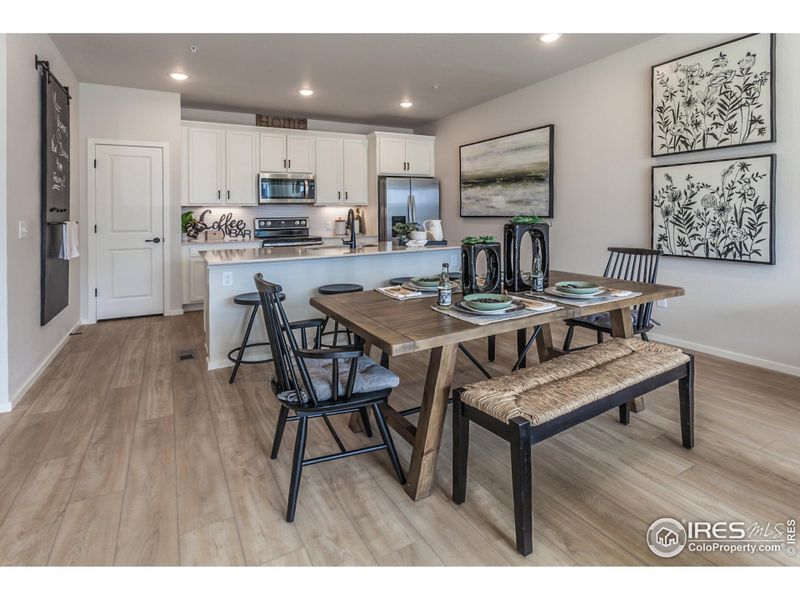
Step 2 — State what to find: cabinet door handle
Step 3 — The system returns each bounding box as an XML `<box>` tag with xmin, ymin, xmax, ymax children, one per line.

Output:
<box><xmin>227</xmin><ymin>190</ymin><xmax>230</xmax><ymax>200</ymax></box>
<box><xmin>217</xmin><ymin>190</ymin><xmax>221</xmax><ymax>199</ymax></box>
<box><xmin>288</xmin><ymin>159</ymin><xmax>291</xmax><ymax>169</ymax></box>
<box><xmin>338</xmin><ymin>191</ymin><xmax>341</xmax><ymax>200</ymax></box>
<box><xmin>283</xmin><ymin>159</ymin><xmax>286</xmax><ymax>169</ymax></box>
<box><xmin>345</xmin><ymin>191</ymin><xmax>348</xmax><ymax>200</ymax></box>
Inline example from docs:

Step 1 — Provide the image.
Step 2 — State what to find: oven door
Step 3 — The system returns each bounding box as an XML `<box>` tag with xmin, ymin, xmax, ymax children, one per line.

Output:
<box><xmin>259</xmin><ymin>173</ymin><xmax>316</xmax><ymax>204</ymax></box>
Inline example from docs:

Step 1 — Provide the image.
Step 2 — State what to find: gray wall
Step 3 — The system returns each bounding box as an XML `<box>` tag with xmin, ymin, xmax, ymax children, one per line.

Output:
<box><xmin>419</xmin><ymin>34</ymin><xmax>800</xmax><ymax>374</ymax></box>
<box><xmin>0</xmin><ymin>34</ymin><xmax>8</xmax><ymax>407</ymax></box>
<box><xmin>79</xmin><ymin>83</ymin><xmax>183</xmax><ymax>319</ymax></box>
<box><xmin>3</xmin><ymin>34</ymin><xmax>81</xmax><ymax>407</ymax></box>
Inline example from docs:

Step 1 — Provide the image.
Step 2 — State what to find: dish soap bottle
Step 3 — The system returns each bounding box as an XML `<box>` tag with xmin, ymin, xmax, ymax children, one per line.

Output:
<box><xmin>437</xmin><ymin>262</ymin><xmax>453</xmax><ymax>307</ymax></box>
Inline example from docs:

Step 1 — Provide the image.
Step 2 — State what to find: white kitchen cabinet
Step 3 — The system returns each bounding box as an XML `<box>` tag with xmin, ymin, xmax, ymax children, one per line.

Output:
<box><xmin>286</xmin><ymin>134</ymin><xmax>315</xmax><ymax>173</ymax></box>
<box><xmin>372</xmin><ymin>132</ymin><xmax>435</xmax><ymax>176</ymax></box>
<box><xmin>314</xmin><ymin>137</ymin><xmax>343</xmax><ymax>205</ymax></box>
<box><xmin>184</xmin><ymin>124</ymin><xmax>259</xmax><ymax>206</ymax></box>
<box><xmin>258</xmin><ymin>132</ymin><xmax>286</xmax><ymax>172</ymax></box>
<box><xmin>314</xmin><ymin>135</ymin><xmax>368</xmax><ymax>206</ymax></box>
<box><xmin>182</xmin><ymin>242</ymin><xmax>262</xmax><ymax>305</ymax></box>
<box><xmin>186</xmin><ymin>126</ymin><xmax>225</xmax><ymax>205</ymax></box>
<box><xmin>259</xmin><ymin>131</ymin><xmax>315</xmax><ymax>173</ymax></box>
<box><xmin>342</xmin><ymin>138</ymin><xmax>368</xmax><ymax>205</ymax></box>
<box><xmin>225</xmin><ymin>130</ymin><xmax>258</xmax><ymax>205</ymax></box>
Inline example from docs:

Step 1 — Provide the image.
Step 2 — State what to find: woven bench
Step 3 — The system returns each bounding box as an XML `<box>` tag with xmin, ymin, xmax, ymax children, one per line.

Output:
<box><xmin>451</xmin><ymin>337</ymin><xmax>694</xmax><ymax>556</ymax></box>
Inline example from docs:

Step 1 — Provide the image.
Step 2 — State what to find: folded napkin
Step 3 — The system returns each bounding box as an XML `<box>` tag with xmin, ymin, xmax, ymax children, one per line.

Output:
<box><xmin>606</xmin><ymin>288</ymin><xmax>635</xmax><ymax>297</ymax></box>
<box><xmin>509</xmin><ymin>296</ymin><xmax>559</xmax><ymax>311</ymax></box>
<box><xmin>404</xmin><ymin>240</ymin><xmax>428</xmax><ymax>248</ymax></box>
<box><xmin>376</xmin><ymin>286</ymin><xmax>423</xmax><ymax>300</ymax></box>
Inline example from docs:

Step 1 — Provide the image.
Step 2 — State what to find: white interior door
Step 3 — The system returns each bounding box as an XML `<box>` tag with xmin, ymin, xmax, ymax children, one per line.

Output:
<box><xmin>96</xmin><ymin>144</ymin><xmax>164</xmax><ymax>320</ymax></box>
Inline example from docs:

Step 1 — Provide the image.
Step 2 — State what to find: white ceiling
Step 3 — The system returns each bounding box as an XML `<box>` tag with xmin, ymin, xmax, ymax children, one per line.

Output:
<box><xmin>51</xmin><ymin>33</ymin><xmax>655</xmax><ymax>127</ymax></box>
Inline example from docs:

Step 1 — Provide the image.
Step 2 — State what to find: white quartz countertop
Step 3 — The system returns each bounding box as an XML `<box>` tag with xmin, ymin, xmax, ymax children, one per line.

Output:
<box><xmin>182</xmin><ymin>234</ymin><xmax>378</xmax><ymax>246</ymax></box>
<box><xmin>202</xmin><ymin>242</ymin><xmax>458</xmax><ymax>266</ymax></box>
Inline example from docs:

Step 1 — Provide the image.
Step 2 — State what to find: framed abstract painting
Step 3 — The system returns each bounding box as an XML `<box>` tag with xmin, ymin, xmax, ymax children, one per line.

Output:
<box><xmin>459</xmin><ymin>124</ymin><xmax>554</xmax><ymax>218</ymax></box>
<box><xmin>651</xmin><ymin>154</ymin><xmax>775</xmax><ymax>264</ymax></box>
<box><xmin>651</xmin><ymin>34</ymin><xmax>775</xmax><ymax>157</ymax></box>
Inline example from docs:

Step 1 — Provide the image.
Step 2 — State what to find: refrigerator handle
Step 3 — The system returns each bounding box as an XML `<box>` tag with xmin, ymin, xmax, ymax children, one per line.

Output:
<box><xmin>409</xmin><ymin>195</ymin><xmax>417</xmax><ymax>224</ymax></box>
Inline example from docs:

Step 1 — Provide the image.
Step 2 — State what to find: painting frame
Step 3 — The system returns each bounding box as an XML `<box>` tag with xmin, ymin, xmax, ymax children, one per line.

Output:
<box><xmin>459</xmin><ymin>124</ymin><xmax>554</xmax><ymax>218</ymax></box>
<box><xmin>650</xmin><ymin>154</ymin><xmax>776</xmax><ymax>265</ymax></box>
<box><xmin>651</xmin><ymin>33</ymin><xmax>776</xmax><ymax>158</ymax></box>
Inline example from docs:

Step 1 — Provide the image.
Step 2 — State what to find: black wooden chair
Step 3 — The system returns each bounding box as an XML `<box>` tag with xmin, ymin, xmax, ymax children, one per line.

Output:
<box><xmin>562</xmin><ymin>247</ymin><xmax>662</xmax><ymax>352</ymax></box>
<box><xmin>254</xmin><ymin>274</ymin><xmax>406</xmax><ymax>522</ymax></box>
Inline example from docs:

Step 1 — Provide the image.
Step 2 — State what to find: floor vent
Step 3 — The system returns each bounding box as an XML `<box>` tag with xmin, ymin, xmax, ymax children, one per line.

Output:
<box><xmin>177</xmin><ymin>349</ymin><xmax>197</xmax><ymax>361</ymax></box>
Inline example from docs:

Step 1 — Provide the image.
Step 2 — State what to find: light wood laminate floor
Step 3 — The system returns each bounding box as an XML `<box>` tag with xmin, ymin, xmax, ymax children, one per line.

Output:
<box><xmin>0</xmin><ymin>312</ymin><xmax>798</xmax><ymax>566</ymax></box>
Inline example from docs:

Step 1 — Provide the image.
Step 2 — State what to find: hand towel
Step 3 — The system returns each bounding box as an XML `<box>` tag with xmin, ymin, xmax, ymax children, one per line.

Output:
<box><xmin>59</xmin><ymin>221</ymin><xmax>80</xmax><ymax>260</ymax></box>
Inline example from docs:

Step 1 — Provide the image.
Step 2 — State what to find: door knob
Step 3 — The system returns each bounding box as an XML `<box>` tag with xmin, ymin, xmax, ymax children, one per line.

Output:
<box><xmin>145</xmin><ymin>237</ymin><xmax>161</xmax><ymax>243</ymax></box>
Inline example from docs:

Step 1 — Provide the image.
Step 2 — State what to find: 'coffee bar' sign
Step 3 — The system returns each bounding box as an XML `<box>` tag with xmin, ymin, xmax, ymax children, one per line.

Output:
<box><xmin>256</xmin><ymin>114</ymin><xmax>308</xmax><ymax>130</ymax></box>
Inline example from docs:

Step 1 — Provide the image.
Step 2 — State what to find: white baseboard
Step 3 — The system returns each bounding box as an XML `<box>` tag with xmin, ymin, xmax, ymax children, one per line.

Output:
<box><xmin>5</xmin><ymin>320</ymin><xmax>80</xmax><ymax>411</ymax></box>
<box><xmin>649</xmin><ymin>333</ymin><xmax>800</xmax><ymax>377</ymax></box>
<box><xmin>164</xmin><ymin>308</ymin><xmax>185</xmax><ymax>317</ymax></box>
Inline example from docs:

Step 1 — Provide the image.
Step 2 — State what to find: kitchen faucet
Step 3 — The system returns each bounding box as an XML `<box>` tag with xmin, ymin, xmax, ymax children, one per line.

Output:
<box><xmin>343</xmin><ymin>208</ymin><xmax>357</xmax><ymax>249</ymax></box>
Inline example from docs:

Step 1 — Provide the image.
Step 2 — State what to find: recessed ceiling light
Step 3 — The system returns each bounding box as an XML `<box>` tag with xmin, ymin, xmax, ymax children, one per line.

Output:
<box><xmin>170</xmin><ymin>72</ymin><xmax>189</xmax><ymax>81</ymax></box>
<box><xmin>400</xmin><ymin>101</ymin><xmax>413</xmax><ymax>108</ymax></box>
<box><xmin>299</xmin><ymin>88</ymin><xmax>314</xmax><ymax>96</ymax></box>
<box><xmin>539</xmin><ymin>33</ymin><xmax>562</xmax><ymax>44</ymax></box>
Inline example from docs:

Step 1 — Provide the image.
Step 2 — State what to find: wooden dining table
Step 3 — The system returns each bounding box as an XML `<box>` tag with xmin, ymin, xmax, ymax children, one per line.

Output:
<box><xmin>310</xmin><ymin>269</ymin><xmax>684</xmax><ymax>501</ymax></box>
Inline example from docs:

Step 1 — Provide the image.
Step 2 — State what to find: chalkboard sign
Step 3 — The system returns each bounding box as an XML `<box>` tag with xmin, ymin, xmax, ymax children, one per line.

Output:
<box><xmin>38</xmin><ymin>57</ymin><xmax>71</xmax><ymax>326</ymax></box>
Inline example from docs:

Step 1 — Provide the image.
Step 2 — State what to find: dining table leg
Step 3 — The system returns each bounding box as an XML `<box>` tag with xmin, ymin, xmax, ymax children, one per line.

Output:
<box><xmin>405</xmin><ymin>343</ymin><xmax>458</xmax><ymax>501</ymax></box>
<box><xmin>535</xmin><ymin>323</ymin><xmax>556</xmax><ymax>363</ymax></box>
<box><xmin>609</xmin><ymin>306</ymin><xmax>645</xmax><ymax>412</ymax></box>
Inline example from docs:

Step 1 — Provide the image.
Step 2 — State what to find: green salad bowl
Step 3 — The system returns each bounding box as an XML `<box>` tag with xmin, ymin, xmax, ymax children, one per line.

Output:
<box><xmin>410</xmin><ymin>276</ymin><xmax>441</xmax><ymax>288</ymax></box>
<box><xmin>463</xmin><ymin>293</ymin><xmax>514</xmax><ymax>311</ymax></box>
<box><xmin>555</xmin><ymin>281</ymin><xmax>602</xmax><ymax>295</ymax></box>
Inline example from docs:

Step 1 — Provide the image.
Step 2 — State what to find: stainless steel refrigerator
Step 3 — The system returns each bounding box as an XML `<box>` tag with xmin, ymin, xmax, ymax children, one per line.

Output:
<box><xmin>378</xmin><ymin>177</ymin><xmax>440</xmax><ymax>242</ymax></box>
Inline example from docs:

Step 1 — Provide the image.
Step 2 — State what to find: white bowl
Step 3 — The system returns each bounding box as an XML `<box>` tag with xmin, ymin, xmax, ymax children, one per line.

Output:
<box><xmin>409</xmin><ymin>231</ymin><xmax>428</xmax><ymax>241</ymax></box>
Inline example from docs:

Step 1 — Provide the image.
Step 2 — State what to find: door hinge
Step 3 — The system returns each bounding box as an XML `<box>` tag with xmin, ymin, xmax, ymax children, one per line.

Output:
<box><xmin>94</xmin><ymin>159</ymin><xmax>97</xmax><ymax>168</ymax></box>
<box><xmin>94</xmin><ymin>288</ymin><xmax>98</xmax><ymax>297</ymax></box>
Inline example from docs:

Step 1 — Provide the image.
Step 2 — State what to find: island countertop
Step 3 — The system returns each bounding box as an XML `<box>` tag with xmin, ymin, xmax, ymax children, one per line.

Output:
<box><xmin>202</xmin><ymin>242</ymin><xmax>460</xmax><ymax>266</ymax></box>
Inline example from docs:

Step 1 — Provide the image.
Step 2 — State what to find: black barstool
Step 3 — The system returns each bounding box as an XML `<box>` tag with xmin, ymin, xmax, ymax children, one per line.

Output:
<box><xmin>228</xmin><ymin>291</ymin><xmax>286</xmax><ymax>384</ymax></box>
<box><xmin>318</xmin><ymin>283</ymin><xmax>363</xmax><ymax>347</ymax></box>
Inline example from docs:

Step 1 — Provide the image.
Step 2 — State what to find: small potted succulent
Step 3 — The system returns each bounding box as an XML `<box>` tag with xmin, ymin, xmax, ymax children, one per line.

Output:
<box><xmin>393</xmin><ymin>222</ymin><xmax>419</xmax><ymax>245</ymax></box>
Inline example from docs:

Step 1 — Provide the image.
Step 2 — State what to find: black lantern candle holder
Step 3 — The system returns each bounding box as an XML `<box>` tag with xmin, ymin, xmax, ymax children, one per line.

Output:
<box><xmin>503</xmin><ymin>222</ymin><xmax>550</xmax><ymax>292</ymax></box>
<box><xmin>461</xmin><ymin>242</ymin><xmax>502</xmax><ymax>295</ymax></box>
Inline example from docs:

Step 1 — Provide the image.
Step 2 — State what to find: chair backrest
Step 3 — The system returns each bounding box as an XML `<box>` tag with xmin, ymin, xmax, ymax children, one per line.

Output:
<box><xmin>602</xmin><ymin>247</ymin><xmax>661</xmax><ymax>331</ymax></box>
<box><xmin>254</xmin><ymin>273</ymin><xmax>317</xmax><ymax>406</ymax></box>
<box><xmin>254</xmin><ymin>273</ymin><xmax>361</xmax><ymax>407</ymax></box>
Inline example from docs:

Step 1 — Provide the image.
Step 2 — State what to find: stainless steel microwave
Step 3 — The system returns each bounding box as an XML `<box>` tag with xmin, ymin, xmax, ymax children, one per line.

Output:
<box><xmin>258</xmin><ymin>172</ymin><xmax>315</xmax><ymax>204</ymax></box>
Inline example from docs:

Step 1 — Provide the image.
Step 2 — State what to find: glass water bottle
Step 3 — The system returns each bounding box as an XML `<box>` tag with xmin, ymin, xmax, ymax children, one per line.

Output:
<box><xmin>531</xmin><ymin>256</ymin><xmax>545</xmax><ymax>293</ymax></box>
<box><xmin>437</xmin><ymin>262</ymin><xmax>453</xmax><ymax>307</ymax></box>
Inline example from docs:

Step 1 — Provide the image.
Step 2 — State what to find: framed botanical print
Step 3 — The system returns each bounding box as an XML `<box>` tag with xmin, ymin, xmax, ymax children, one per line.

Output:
<box><xmin>651</xmin><ymin>34</ymin><xmax>775</xmax><ymax>157</ymax></box>
<box><xmin>459</xmin><ymin>124</ymin><xmax>554</xmax><ymax>218</ymax></box>
<box><xmin>651</xmin><ymin>154</ymin><xmax>775</xmax><ymax>264</ymax></box>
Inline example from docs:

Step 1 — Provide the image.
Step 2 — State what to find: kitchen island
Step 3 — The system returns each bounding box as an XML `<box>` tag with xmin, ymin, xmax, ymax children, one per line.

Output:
<box><xmin>202</xmin><ymin>242</ymin><xmax>460</xmax><ymax>369</ymax></box>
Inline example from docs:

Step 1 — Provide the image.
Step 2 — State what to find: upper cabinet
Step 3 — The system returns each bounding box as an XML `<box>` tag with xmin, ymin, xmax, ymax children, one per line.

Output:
<box><xmin>314</xmin><ymin>135</ymin><xmax>367</xmax><ymax>206</ymax></box>
<box><xmin>183</xmin><ymin>124</ymin><xmax>258</xmax><ymax>206</ymax></box>
<box><xmin>371</xmin><ymin>132</ymin><xmax>435</xmax><ymax>176</ymax></box>
<box><xmin>259</xmin><ymin>131</ymin><xmax>315</xmax><ymax>173</ymax></box>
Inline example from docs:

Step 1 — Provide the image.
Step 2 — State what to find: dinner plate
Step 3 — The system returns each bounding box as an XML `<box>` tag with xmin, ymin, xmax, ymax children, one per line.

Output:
<box><xmin>463</xmin><ymin>293</ymin><xmax>514</xmax><ymax>311</ymax></box>
<box><xmin>454</xmin><ymin>299</ymin><xmax>526</xmax><ymax>315</ymax></box>
<box><xmin>402</xmin><ymin>281</ymin><xmax>461</xmax><ymax>293</ymax></box>
<box><xmin>554</xmin><ymin>280</ymin><xmax>602</xmax><ymax>295</ymax></box>
<box><xmin>545</xmin><ymin>286</ymin><xmax>607</xmax><ymax>299</ymax></box>
<box><xmin>409</xmin><ymin>276</ymin><xmax>441</xmax><ymax>288</ymax></box>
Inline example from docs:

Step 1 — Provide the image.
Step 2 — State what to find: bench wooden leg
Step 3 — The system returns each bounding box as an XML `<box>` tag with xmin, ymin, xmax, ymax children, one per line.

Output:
<box><xmin>618</xmin><ymin>402</ymin><xmax>630</xmax><ymax>425</ymax></box>
<box><xmin>679</xmin><ymin>357</ymin><xmax>695</xmax><ymax>449</ymax></box>
<box><xmin>610</xmin><ymin>307</ymin><xmax>646</xmax><ymax>413</ymax></box>
<box><xmin>509</xmin><ymin>416</ymin><xmax>533</xmax><ymax>556</ymax></box>
<box><xmin>452</xmin><ymin>392</ymin><xmax>469</xmax><ymax>504</ymax></box>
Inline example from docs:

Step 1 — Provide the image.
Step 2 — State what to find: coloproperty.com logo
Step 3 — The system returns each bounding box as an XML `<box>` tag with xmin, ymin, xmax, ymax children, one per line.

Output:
<box><xmin>647</xmin><ymin>517</ymin><xmax>797</xmax><ymax>558</ymax></box>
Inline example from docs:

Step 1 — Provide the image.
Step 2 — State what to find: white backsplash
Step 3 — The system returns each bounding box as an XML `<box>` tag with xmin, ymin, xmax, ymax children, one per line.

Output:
<box><xmin>181</xmin><ymin>205</ymin><xmax>373</xmax><ymax>237</ymax></box>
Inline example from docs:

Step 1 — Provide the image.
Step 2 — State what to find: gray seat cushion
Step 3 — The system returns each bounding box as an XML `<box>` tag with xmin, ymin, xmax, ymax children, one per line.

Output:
<box><xmin>571</xmin><ymin>308</ymin><xmax>639</xmax><ymax>330</ymax></box>
<box><xmin>279</xmin><ymin>356</ymin><xmax>400</xmax><ymax>403</ymax></box>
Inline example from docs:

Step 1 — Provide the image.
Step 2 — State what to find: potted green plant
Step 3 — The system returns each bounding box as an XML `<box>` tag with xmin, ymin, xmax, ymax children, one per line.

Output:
<box><xmin>393</xmin><ymin>222</ymin><xmax>419</xmax><ymax>245</ymax></box>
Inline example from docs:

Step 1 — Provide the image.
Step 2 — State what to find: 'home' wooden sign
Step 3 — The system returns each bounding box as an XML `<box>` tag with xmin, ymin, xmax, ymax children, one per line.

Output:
<box><xmin>256</xmin><ymin>114</ymin><xmax>308</xmax><ymax>130</ymax></box>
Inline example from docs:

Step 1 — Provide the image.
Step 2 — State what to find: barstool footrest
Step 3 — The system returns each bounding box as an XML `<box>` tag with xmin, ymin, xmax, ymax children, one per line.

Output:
<box><xmin>227</xmin><ymin>342</ymin><xmax>274</xmax><ymax>365</ymax></box>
